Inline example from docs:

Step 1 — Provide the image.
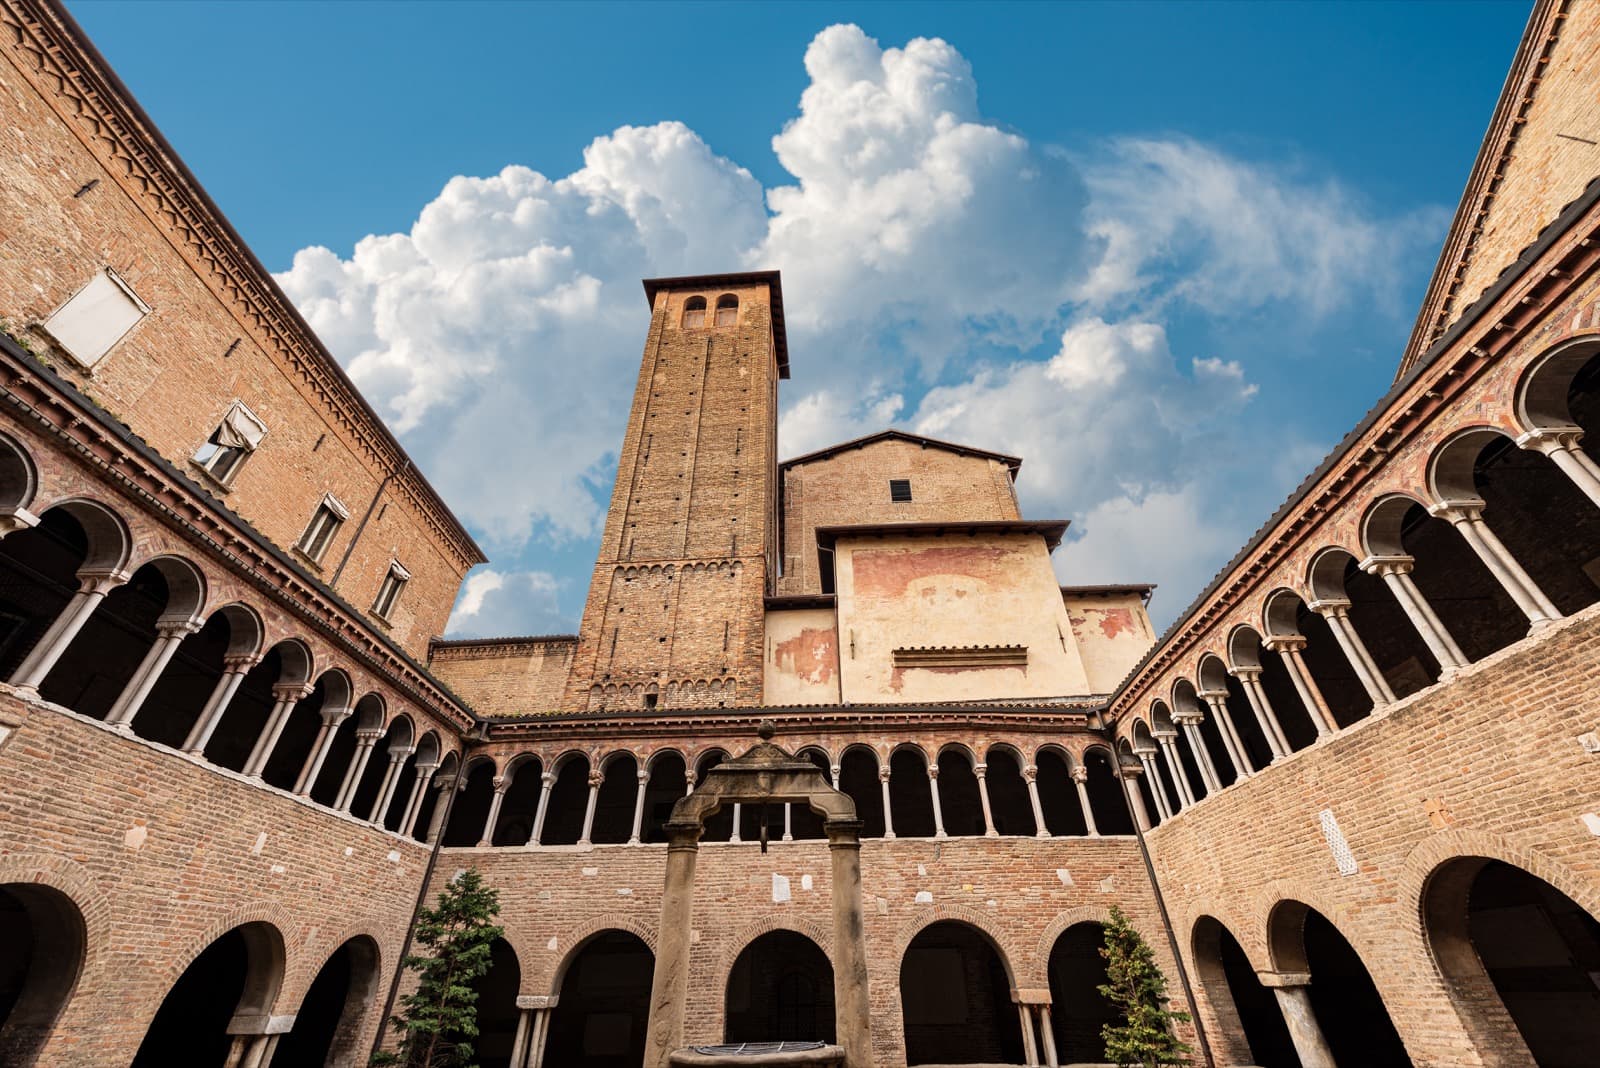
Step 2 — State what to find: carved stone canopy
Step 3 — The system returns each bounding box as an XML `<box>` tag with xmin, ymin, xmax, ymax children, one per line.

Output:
<box><xmin>667</xmin><ymin>721</ymin><xmax>857</xmax><ymax>836</ymax></box>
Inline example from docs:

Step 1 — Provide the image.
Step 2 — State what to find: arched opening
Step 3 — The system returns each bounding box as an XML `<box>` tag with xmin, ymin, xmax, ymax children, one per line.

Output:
<box><xmin>695</xmin><ymin>751</ymin><xmax>735</xmax><ymax>842</ymax></box>
<box><xmin>1264</xmin><ymin>589</ymin><xmax>1371</xmax><ymax>731</ymax></box>
<box><xmin>985</xmin><ymin>746</ymin><xmax>1035</xmax><ymax>836</ymax></box>
<box><xmin>0</xmin><ymin>883</ymin><xmax>86</xmax><ymax>1066</ymax></box>
<box><xmin>0</xmin><ymin>508</ymin><xmax>97</xmax><ymax>682</ymax></box>
<box><xmin>131</xmin><ymin>922</ymin><xmax>285</xmax><ymax>1067</ymax></box>
<box><xmin>1229</xmin><ymin>626</ymin><xmax>1319</xmax><ymax>754</ymax></box>
<box><xmin>443</xmin><ymin>758</ymin><xmax>497</xmax><ymax>847</ymax></box>
<box><xmin>725</xmin><ymin>930</ymin><xmax>835</xmax><ymax>1043</ymax></box>
<box><xmin>411</xmin><ymin>751</ymin><xmax>458</xmax><ymax>844</ymax></box>
<box><xmin>265</xmin><ymin>671</ymin><xmax>354</xmax><ymax>793</ymax></box>
<box><xmin>41</xmin><ymin>555</ymin><xmax>202</xmax><ymax>719</ymax></box>
<box><xmin>591</xmin><ymin>753</ymin><xmax>639</xmax><ymax>845</ymax></box>
<box><xmin>470</xmin><ymin>938</ymin><xmax>521</xmax><ymax>1068</ymax></box>
<box><xmin>641</xmin><ymin>751</ymin><xmax>688</xmax><ymax>843</ymax></box>
<box><xmin>132</xmin><ymin>603</ymin><xmax>262</xmax><ymax>749</ymax></box>
<box><xmin>1083</xmin><ymin>748</ymin><xmax>1134</xmax><ymax>835</ymax></box>
<box><xmin>309</xmin><ymin>689</ymin><xmax>376</xmax><ymax>807</ymax></box>
<box><xmin>0</xmin><ymin>434</ymin><xmax>36</xmax><ymax>519</ymax></box>
<box><xmin>1131</xmin><ymin>720</ymin><xmax>1178</xmax><ymax>821</ymax></box>
<box><xmin>206</xmin><ymin>640</ymin><xmax>313</xmax><ymax>775</ymax></box>
<box><xmin>1047</xmin><ymin>922</ymin><xmax>1117</xmax><ymax>1063</ymax></box>
<box><xmin>900</xmin><ymin>921</ymin><xmax>1023</xmax><ymax>1065</ymax></box>
<box><xmin>1268</xmin><ymin>902</ymin><xmax>1409</xmax><ymax>1066</ymax></box>
<box><xmin>1173</xmin><ymin>679</ymin><xmax>1238</xmax><ymax>788</ymax></box>
<box><xmin>545</xmin><ymin>931</ymin><xmax>654</xmax><ymax>1068</ymax></box>
<box><xmin>347</xmin><ymin>714</ymin><xmax>413</xmax><ymax>821</ymax></box>
<box><xmin>492</xmin><ymin>756</ymin><xmax>544</xmax><ymax>846</ymax></box>
<box><xmin>1197</xmin><ymin>654</ymin><xmax>1269</xmax><ymax>773</ymax></box>
<box><xmin>1035</xmin><ymin>747</ymin><xmax>1088</xmax><ymax>835</ymax></box>
<box><xmin>935</xmin><ymin>747</ymin><xmax>985</xmax><ymax>837</ymax></box>
<box><xmin>1364</xmin><ymin>494</ymin><xmax>1523</xmax><ymax>664</ymax></box>
<box><xmin>715</xmin><ymin>293</ymin><xmax>739</xmax><ymax>327</ymax></box>
<box><xmin>788</xmin><ymin>749</ymin><xmax>831</xmax><ymax>840</ymax></box>
<box><xmin>379</xmin><ymin>725</ymin><xmax>425</xmax><ymax>832</ymax></box>
<box><xmin>1423</xmin><ymin>857</ymin><xmax>1600</xmax><ymax>1067</ymax></box>
<box><xmin>542</xmin><ymin>754</ymin><xmax>591</xmax><ymax>846</ymax></box>
<box><xmin>1191</xmin><ymin>917</ymin><xmax>1295</xmax><ymax>1068</ymax></box>
<box><xmin>1309</xmin><ymin>547</ymin><xmax>1440</xmax><ymax>700</ymax></box>
<box><xmin>1153</xmin><ymin>698</ymin><xmax>1210</xmax><ymax>803</ymax></box>
<box><xmin>1119</xmin><ymin>739</ymin><xmax>1161</xmax><ymax>828</ymax></box>
<box><xmin>270</xmin><ymin>936</ymin><xmax>380</xmax><ymax>1068</ymax></box>
<box><xmin>838</xmin><ymin>747</ymin><xmax>885</xmax><ymax>839</ymax></box>
<box><xmin>887</xmin><ymin>747</ymin><xmax>936</xmax><ymax>838</ymax></box>
<box><xmin>681</xmin><ymin>295</ymin><xmax>707</xmax><ymax>329</ymax></box>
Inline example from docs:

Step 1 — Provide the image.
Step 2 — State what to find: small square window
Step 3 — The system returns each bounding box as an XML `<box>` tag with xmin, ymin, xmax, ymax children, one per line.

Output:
<box><xmin>889</xmin><ymin>478</ymin><xmax>913</xmax><ymax>503</ymax></box>
<box><xmin>193</xmin><ymin>401</ymin><xmax>267</xmax><ymax>488</ymax></box>
<box><xmin>41</xmin><ymin>268</ymin><xmax>150</xmax><ymax>369</ymax></box>
<box><xmin>297</xmin><ymin>494</ymin><xmax>350</xmax><ymax>565</ymax></box>
<box><xmin>372</xmin><ymin>561</ymin><xmax>411</xmax><ymax>620</ymax></box>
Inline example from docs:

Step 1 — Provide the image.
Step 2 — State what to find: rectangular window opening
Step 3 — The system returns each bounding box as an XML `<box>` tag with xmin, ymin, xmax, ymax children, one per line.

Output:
<box><xmin>297</xmin><ymin>494</ymin><xmax>350</xmax><ymax>565</ymax></box>
<box><xmin>889</xmin><ymin>478</ymin><xmax>913</xmax><ymax>503</ymax></box>
<box><xmin>193</xmin><ymin>400</ymin><xmax>266</xmax><ymax>488</ymax></box>
<box><xmin>372</xmin><ymin>561</ymin><xmax>410</xmax><ymax>620</ymax></box>
<box><xmin>41</xmin><ymin>268</ymin><xmax>150</xmax><ymax>370</ymax></box>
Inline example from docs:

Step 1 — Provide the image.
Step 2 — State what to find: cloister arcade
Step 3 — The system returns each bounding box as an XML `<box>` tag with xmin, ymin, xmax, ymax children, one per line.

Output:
<box><xmin>0</xmin><ymin>424</ymin><xmax>461</xmax><ymax>843</ymax></box>
<box><xmin>1116</xmin><ymin>336</ymin><xmax>1600</xmax><ymax>827</ymax></box>
<box><xmin>440</xmin><ymin>737</ymin><xmax>1136</xmax><ymax>850</ymax></box>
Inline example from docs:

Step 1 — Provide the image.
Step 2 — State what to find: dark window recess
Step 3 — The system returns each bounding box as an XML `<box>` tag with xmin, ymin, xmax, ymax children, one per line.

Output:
<box><xmin>889</xmin><ymin>478</ymin><xmax>913</xmax><ymax>503</ymax></box>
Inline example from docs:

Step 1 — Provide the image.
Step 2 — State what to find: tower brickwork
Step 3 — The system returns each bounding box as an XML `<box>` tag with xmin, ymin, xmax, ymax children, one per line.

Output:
<box><xmin>562</xmin><ymin>274</ymin><xmax>786</xmax><ymax>711</ymax></box>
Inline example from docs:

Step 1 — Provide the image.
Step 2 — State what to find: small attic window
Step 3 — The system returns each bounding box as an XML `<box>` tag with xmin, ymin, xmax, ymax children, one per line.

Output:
<box><xmin>715</xmin><ymin>293</ymin><xmax>738</xmax><ymax>327</ymax></box>
<box><xmin>682</xmin><ymin>296</ymin><xmax>707</xmax><ymax>329</ymax></box>
<box><xmin>889</xmin><ymin>478</ymin><xmax>912</xmax><ymax>503</ymax></box>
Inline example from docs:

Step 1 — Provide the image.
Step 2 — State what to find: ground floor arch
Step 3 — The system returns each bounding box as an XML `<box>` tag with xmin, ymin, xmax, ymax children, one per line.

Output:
<box><xmin>1424</xmin><ymin>857</ymin><xmax>1600</xmax><ymax>1068</ymax></box>
<box><xmin>473</xmin><ymin>937</ymin><xmax>522</xmax><ymax>1068</ymax></box>
<box><xmin>269</xmin><ymin>936</ymin><xmax>380</xmax><ymax>1068</ymax></box>
<box><xmin>544</xmin><ymin>929</ymin><xmax>654</xmax><ymax>1068</ymax></box>
<box><xmin>1046</xmin><ymin>922</ymin><xmax>1117</xmax><ymax>1063</ymax></box>
<box><xmin>131</xmin><ymin>921</ymin><xmax>286</xmax><ymax>1067</ymax></box>
<box><xmin>725</xmin><ymin>929</ymin><xmax>835</xmax><ymax>1044</ymax></box>
<box><xmin>1268</xmin><ymin>902</ymin><xmax>1410</xmax><ymax>1067</ymax></box>
<box><xmin>900</xmin><ymin>921</ymin><xmax>1023</xmax><ymax>1065</ymax></box>
<box><xmin>0</xmin><ymin>882</ymin><xmax>86</xmax><ymax>1065</ymax></box>
<box><xmin>1192</xmin><ymin>916</ymin><xmax>1296</xmax><ymax>1068</ymax></box>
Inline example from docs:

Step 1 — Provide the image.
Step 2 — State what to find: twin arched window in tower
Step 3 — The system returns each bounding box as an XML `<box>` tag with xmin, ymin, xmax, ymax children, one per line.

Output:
<box><xmin>681</xmin><ymin>293</ymin><xmax>739</xmax><ymax>329</ymax></box>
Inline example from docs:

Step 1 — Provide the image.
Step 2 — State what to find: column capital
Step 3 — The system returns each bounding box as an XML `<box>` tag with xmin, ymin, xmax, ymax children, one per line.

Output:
<box><xmin>926</xmin><ymin>764</ymin><xmax>939</xmax><ymax>781</ymax></box>
<box><xmin>588</xmin><ymin>771</ymin><xmax>605</xmax><ymax>788</ymax></box>
<box><xmin>1515</xmin><ymin>424</ymin><xmax>1584</xmax><ymax>454</ymax></box>
<box><xmin>1151</xmin><ymin>727</ymin><xmax>1179</xmax><ymax>741</ymax></box>
<box><xmin>878</xmin><ymin>765</ymin><xmax>892</xmax><ymax>783</ymax></box>
<box><xmin>222</xmin><ymin>652</ymin><xmax>263</xmax><ymax>673</ymax></box>
<box><xmin>155</xmin><ymin>617</ymin><xmax>204</xmax><ymax>638</ymax></box>
<box><xmin>492</xmin><ymin>774</ymin><xmax>509</xmax><ymax>793</ymax></box>
<box><xmin>1021</xmin><ymin>763</ymin><xmax>1038</xmax><ymax>784</ymax></box>
<box><xmin>388</xmin><ymin>744</ymin><xmax>415</xmax><ymax>763</ymax></box>
<box><xmin>0</xmin><ymin>506</ymin><xmax>40</xmax><ymax>537</ymax></box>
<box><xmin>1070</xmin><ymin>765</ymin><xmax>1089</xmax><ymax>784</ymax></box>
<box><xmin>1197</xmin><ymin>687</ymin><xmax>1230</xmax><ymax>703</ymax></box>
<box><xmin>636</xmin><ymin>768</ymin><xmax>650</xmax><ymax>783</ymax></box>
<box><xmin>1009</xmin><ymin>986</ymin><xmax>1053</xmax><ymax>1006</ymax></box>
<box><xmin>1426</xmin><ymin>498</ymin><xmax>1486</xmax><ymax>524</ymax></box>
<box><xmin>541</xmin><ymin>770</ymin><xmax>557</xmax><ymax>786</ymax></box>
<box><xmin>1117</xmin><ymin>758</ymin><xmax>1143</xmax><ymax>780</ymax></box>
<box><xmin>1357</xmin><ymin>553</ymin><xmax>1414</xmax><ymax>577</ymax></box>
<box><xmin>1256</xmin><ymin>970</ymin><xmax>1313</xmax><ymax>989</ymax></box>
<box><xmin>76</xmin><ymin>568</ymin><xmax>131</xmax><ymax>594</ymax></box>
<box><xmin>272</xmin><ymin>681</ymin><xmax>314</xmax><ymax>702</ymax></box>
<box><xmin>1172</xmin><ymin>710</ymin><xmax>1205</xmax><ymax>727</ymax></box>
<box><xmin>823</xmin><ymin>818</ymin><xmax>864</xmax><ymax>847</ymax></box>
<box><xmin>354</xmin><ymin>726</ymin><xmax>385</xmax><ymax>743</ymax></box>
<box><xmin>1306</xmin><ymin>597</ymin><xmax>1351</xmax><ymax>617</ymax></box>
<box><xmin>973</xmin><ymin>763</ymin><xmax>987</xmax><ymax>779</ymax></box>
<box><xmin>319</xmin><ymin>703</ymin><xmax>353</xmax><ymax>726</ymax></box>
<box><xmin>1261</xmin><ymin>633</ymin><xmax>1307</xmax><ymax>654</ymax></box>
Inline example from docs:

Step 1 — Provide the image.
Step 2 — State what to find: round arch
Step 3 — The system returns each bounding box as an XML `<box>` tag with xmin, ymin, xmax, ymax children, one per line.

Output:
<box><xmin>0</xmin><ymin>882</ymin><xmax>87</xmax><ymax>1065</ymax></box>
<box><xmin>544</xmin><ymin>929</ymin><xmax>654</xmax><ymax>1068</ymax></box>
<box><xmin>0</xmin><ymin>431</ymin><xmax>38</xmax><ymax>517</ymax></box>
<box><xmin>724</xmin><ymin>928</ymin><xmax>835</xmax><ymax>1044</ymax></box>
<box><xmin>899</xmin><ymin>917</ymin><xmax>1024</xmax><ymax>1065</ymax></box>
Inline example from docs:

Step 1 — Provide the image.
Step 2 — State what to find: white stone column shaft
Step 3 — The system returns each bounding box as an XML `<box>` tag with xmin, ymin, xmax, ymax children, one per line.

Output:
<box><xmin>1311</xmin><ymin>601</ymin><xmax>1396</xmax><ymax>707</ymax></box>
<box><xmin>1200</xmin><ymin>693</ymin><xmax>1250</xmax><ymax>777</ymax></box>
<box><xmin>182</xmin><ymin>658</ymin><xmax>254</xmax><ymax>754</ymax></box>
<box><xmin>371</xmin><ymin>750</ymin><xmax>411</xmax><ymax>825</ymax></box>
<box><xmin>1178</xmin><ymin>720</ymin><xmax>1222</xmax><ymax>792</ymax></box>
<box><xmin>578</xmin><ymin>774</ymin><xmax>601</xmax><ymax>845</ymax></box>
<box><xmin>879</xmin><ymin>766</ymin><xmax>896</xmax><ymax>839</ymax></box>
<box><xmin>1017</xmin><ymin>1002</ymin><xmax>1040</xmax><ymax>1066</ymax></box>
<box><xmin>10</xmin><ymin>574</ymin><xmax>121</xmax><ymax>691</ymax></box>
<box><xmin>1520</xmin><ymin>427</ymin><xmax>1600</xmax><ymax>510</ymax></box>
<box><xmin>1267</xmin><ymin>639</ymin><xmax>1338</xmax><ymax>738</ymax></box>
<box><xmin>1365</xmin><ymin>557</ymin><xmax>1470</xmax><ymax>673</ymax></box>
<box><xmin>1138</xmin><ymin>754</ymin><xmax>1173</xmax><ymax>820</ymax></box>
<box><xmin>1233</xmin><ymin>669</ymin><xmax>1291</xmax><ymax>760</ymax></box>
<box><xmin>1434</xmin><ymin>503</ymin><xmax>1561</xmax><ymax>624</ymax></box>
<box><xmin>629</xmin><ymin>768</ymin><xmax>649</xmax><ymax>845</ymax></box>
<box><xmin>528</xmin><ymin>772</ymin><xmax>555</xmax><ymax>846</ymax></box>
<box><xmin>1024</xmin><ymin>765</ymin><xmax>1049</xmax><ymax>836</ymax></box>
<box><xmin>243</xmin><ymin>686</ymin><xmax>308</xmax><ymax>778</ymax></box>
<box><xmin>1157</xmin><ymin>736</ymin><xmax>1195</xmax><ymax>808</ymax></box>
<box><xmin>401</xmin><ymin>766</ymin><xmax>438</xmax><ymax>837</ymax></box>
<box><xmin>1070</xmin><ymin>765</ymin><xmax>1100</xmax><ymax>836</ymax></box>
<box><xmin>336</xmin><ymin>731</ymin><xmax>381</xmax><ymax>812</ymax></box>
<box><xmin>1038</xmin><ymin>1003</ymin><xmax>1060</xmax><ymax>1067</ymax></box>
<box><xmin>975</xmin><ymin>764</ymin><xmax>998</xmax><ymax>837</ymax></box>
<box><xmin>293</xmin><ymin>707</ymin><xmax>351</xmax><ymax>795</ymax></box>
<box><xmin>105</xmin><ymin>619</ymin><xmax>199</xmax><ymax>728</ymax></box>
<box><xmin>927</xmin><ymin>765</ymin><xmax>947</xmax><ymax>838</ymax></box>
<box><xmin>476</xmin><ymin>776</ymin><xmax>509</xmax><ymax>847</ymax></box>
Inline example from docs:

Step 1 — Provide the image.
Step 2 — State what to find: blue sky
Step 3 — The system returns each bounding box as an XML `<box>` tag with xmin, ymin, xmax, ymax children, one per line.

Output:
<box><xmin>73</xmin><ymin>0</ymin><xmax>1531</xmax><ymax>637</ymax></box>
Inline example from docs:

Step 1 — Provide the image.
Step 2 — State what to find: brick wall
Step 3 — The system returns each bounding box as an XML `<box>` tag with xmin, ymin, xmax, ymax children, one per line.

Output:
<box><xmin>429</xmin><ymin>638</ymin><xmax>576</xmax><ymax>717</ymax></box>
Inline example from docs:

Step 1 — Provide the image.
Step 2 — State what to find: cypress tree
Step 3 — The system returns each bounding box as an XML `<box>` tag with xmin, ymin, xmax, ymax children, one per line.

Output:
<box><xmin>1098</xmin><ymin>905</ymin><xmax>1193</xmax><ymax>1067</ymax></box>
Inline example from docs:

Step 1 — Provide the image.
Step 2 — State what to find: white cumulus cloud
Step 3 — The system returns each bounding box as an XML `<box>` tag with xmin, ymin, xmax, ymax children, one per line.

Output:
<box><xmin>446</xmin><ymin>568</ymin><xmax>566</xmax><ymax>638</ymax></box>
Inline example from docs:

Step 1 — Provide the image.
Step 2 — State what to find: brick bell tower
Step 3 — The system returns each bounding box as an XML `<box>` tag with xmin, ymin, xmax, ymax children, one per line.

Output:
<box><xmin>562</xmin><ymin>272</ymin><xmax>788</xmax><ymax>711</ymax></box>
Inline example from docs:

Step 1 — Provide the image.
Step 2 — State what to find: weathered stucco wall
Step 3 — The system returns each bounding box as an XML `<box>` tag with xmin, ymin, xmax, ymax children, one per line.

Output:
<box><xmin>763</xmin><ymin>607</ymin><xmax>842</xmax><ymax>705</ymax></box>
<box><xmin>1062</xmin><ymin>591</ymin><xmax>1156</xmax><ymax>694</ymax></box>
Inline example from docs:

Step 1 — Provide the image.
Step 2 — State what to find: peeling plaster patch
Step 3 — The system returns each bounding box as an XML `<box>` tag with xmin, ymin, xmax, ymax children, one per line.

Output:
<box><xmin>1098</xmin><ymin>876</ymin><xmax>1116</xmax><ymax>893</ymax></box>
<box><xmin>251</xmin><ymin>832</ymin><xmax>267</xmax><ymax>855</ymax></box>
<box><xmin>1056</xmin><ymin>868</ymin><xmax>1073</xmax><ymax>886</ymax></box>
<box><xmin>387</xmin><ymin>850</ymin><xmax>401</xmax><ymax>863</ymax></box>
<box><xmin>616</xmin><ymin>887</ymin><xmax>633</xmax><ymax>895</ymax></box>
<box><xmin>123</xmin><ymin>822</ymin><xmax>147</xmax><ymax>850</ymax></box>
<box><xmin>582</xmin><ymin>867</ymin><xmax>598</xmax><ymax>877</ymax></box>
<box><xmin>270</xmin><ymin>864</ymin><xmax>286</xmax><ymax>874</ymax></box>
<box><xmin>1582</xmin><ymin>813</ymin><xmax>1600</xmax><ymax>836</ymax></box>
<box><xmin>773</xmin><ymin>627</ymin><xmax>837</xmax><ymax>686</ymax></box>
<box><xmin>773</xmin><ymin>874</ymin><xmax>792</xmax><ymax>903</ymax></box>
<box><xmin>801</xmin><ymin>874</ymin><xmax>814</xmax><ymax>891</ymax></box>
<box><xmin>914</xmin><ymin>890</ymin><xmax>934</xmax><ymax>904</ymax></box>
<box><xmin>547</xmin><ymin>937</ymin><xmax>559</xmax><ymax>951</ymax></box>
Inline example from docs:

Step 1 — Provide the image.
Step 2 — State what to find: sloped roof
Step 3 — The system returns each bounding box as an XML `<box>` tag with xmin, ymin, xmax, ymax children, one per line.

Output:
<box><xmin>780</xmin><ymin>429</ymin><xmax>1022</xmax><ymax>476</ymax></box>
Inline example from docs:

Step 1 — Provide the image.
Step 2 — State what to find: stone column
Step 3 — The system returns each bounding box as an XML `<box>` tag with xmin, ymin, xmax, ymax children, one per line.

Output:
<box><xmin>425</xmin><ymin>773</ymin><xmax>458</xmax><ymax>844</ymax></box>
<box><xmin>829</xmin><ymin>763</ymin><xmax>840</xmax><ymax>789</ymax></box>
<box><xmin>479</xmin><ymin>775</ymin><xmax>510</xmax><ymax>847</ymax></box>
<box><xmin>578</xmin><ymin>771</ymin><xmax>602</xmax><ymax>846</ymax></box>
<box><xmin>1119</xmin><ymin>762</ymin><xmax>1151</xmax><ymax>833</ymax></box>
<box><xmin>1037</xmin><ymin>1003</ymin><xmax>1060</xmax><ymax>1067</ymax></box>
<box><xmin>1360</xmin><ymin>555</ymin><xmax>1470</xmax><ymax>675</ymax></box>
<box><xmin>1262</xmin><ymin>635</ymin><xmax>1337</xmax><ymax>738</ymax></box>
<box><xmin>292</xmin><ymin>705</ymin><xmax>352</xmax><ymax>796</ymax></box>
<box><xmin>644</xmin><ymin>824</ymin><xmax>700</xmax><ymax>1068</ymax></box>
<box><xmin>879</xmin><ymin>765</ymin><xmax>896</xmax><ymax>839</ymax></box>
<box><xmin>629</xmin><ymin>767</ymin><xmax>649</xmax><ymax>845</ymax></box>
<box><xmin>927</xmin><ymin>764</ymin><xmax>947</xmax><ymax>838</ymax></box>
<box><xmin>1175</xmin><ymin>714</ymin><xmax>1222</xmax><ymax>792</ymax></box>
<box><xmin>1198</xmin><ymin>690</ymin><xmax>1251</xmax><ymax>777</ymax></box>
<box><xmin>1070</xmin><ymin>765</ymin><xmax>1100</xmax><ymax>836</ymax></box>
<box><xmin>730</xmin><ymin>803</ymin><xmax>743</xmax><ymax>843</ymax></box>
<box><xmin>1518</xmin><ymin>425</ymin><xmax>1600</xmax><ymax>510</ymax></box>
<box><xmin>527</xmin><ymin>770</ymin><xmax>555</xmax><ymax>846</ymax></box>
<box><xmin>401</xmin><ymin>763</ymin><xmax>439</xmax><ymax>838</ymax></box>
<box><xmin>0</xmin><ymin>507</ymin><xmax>39</xmax><ymax>538</ymax></box>
<box><xmin>1016</xmin><ymin>1002</ymin><xmax>1040</xmax><ymax>1066</ymax></box>
<box><xmin>1308</xmin><ymin>598</ymin><xmax>1396</xmax><ymax>707</ymax></box>
<box><xmin>104</xmin><ymin>618</ymin><xmax>202</xmax><ymax>728</ymax></box>
<box><xmin>1431</xmin><ymin>501</ymin><xmax>1562</xmax><ymax>627</ymax></box>
<box><xmin>1231</xmin><ymin>666</ymin><xmax>1291</xmax><ymax>760</ymax></box>
<box><xmin>1154</xmin><ymin>731</ymin><xmax>1195</xmax><ymax>808</ymax></box>
<box><xmin>370</xmin><ymin>746</ymin><xmax>413</xmax><ymax>825</ymax></box>
<box><xmin>974</xmin><ymin>763</ymin><xmax>998</xmax><ymax>836</ymax></box>
<box><xmin>783</xmin><ymin>804</ymin><xmax>794</xmax><ymax>842</ymax></box>
<box><xmin>1023</xmin><ymin>764</ymin><xmax>1050</xmax><ymax>836</ymax></box>
<box><xmin>182</xmin><ymin>653</ymin><xmax>259</xmax><ymax>754</ymax></box>
<box><xmin>336</xmin><ymin>727</ymin><xmax>383</xmax><ymax>812</ymax></box>
<box><xmin>510</xmin><ymin>1009</ymin><xmax>532</xmax><ymax>1068</ymax></box>
<box><xmin>243</xmin><ymin>683</ymin><xmax>313</xmax><ymax>779</ymax></box>
<box><xmin>826</xmin><ymin>819</ymin><xmax>873</xmax><ymax>1068</ymax></box>
<box><xmin>1259</xmin><ymin>971</ymin><xmax>1336</xmax><ymax>1068</ymax></box>
<box><xmin>1137</xmin><ymin>753</ymin><xmax>1173</xmax><ymax>821</ymax></box>
<box><xmin>10</xmin><ymin>571</ymin><xmax>125</xmax><ymax>691</ymax></box>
